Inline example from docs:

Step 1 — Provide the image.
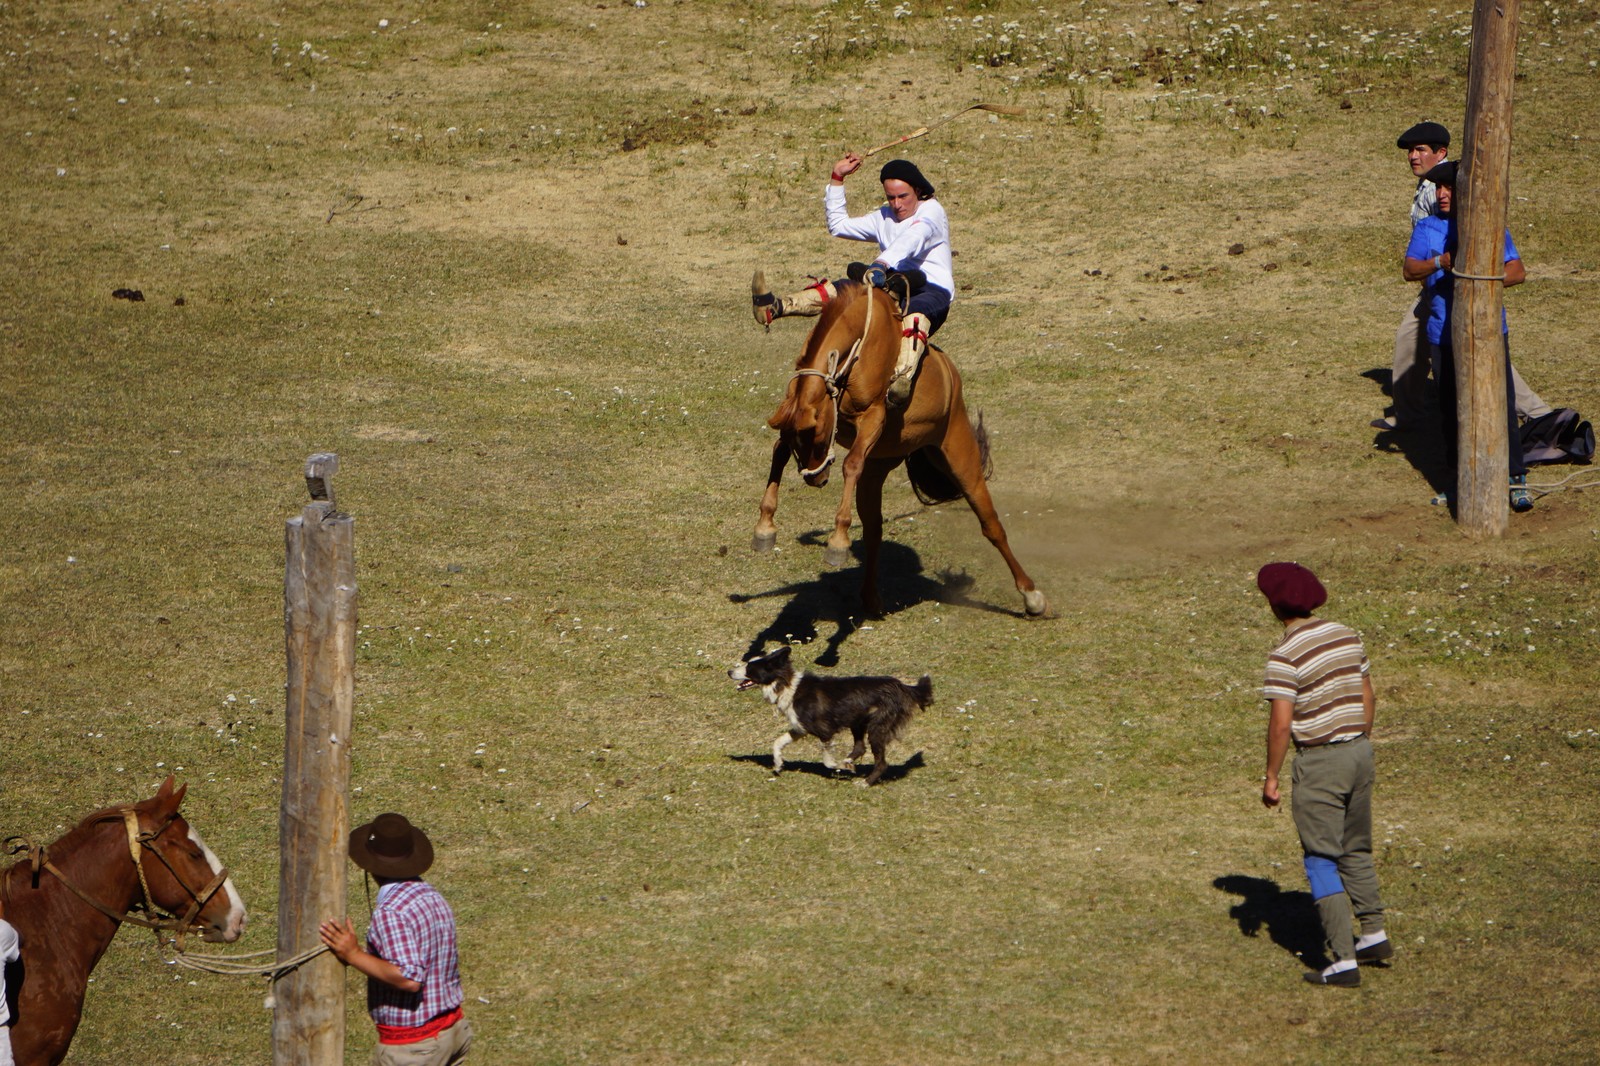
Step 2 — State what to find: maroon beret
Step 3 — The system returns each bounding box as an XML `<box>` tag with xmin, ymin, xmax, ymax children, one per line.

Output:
<box><xmin>1256</xmin><ymin>562</ymin><xmax>1327</xmax><ymax>616</ymax></box>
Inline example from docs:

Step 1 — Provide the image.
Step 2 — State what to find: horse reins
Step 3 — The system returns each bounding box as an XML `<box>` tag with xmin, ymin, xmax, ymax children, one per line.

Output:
<box><xmin>789</xmin><ymin>283</ymin><xmax>878</xmax><ymax>479</ymax></box>
<box><xmin>4</xmin><ymin>809</ymin><xmax>230</xmax><ymax>949</ymax></box>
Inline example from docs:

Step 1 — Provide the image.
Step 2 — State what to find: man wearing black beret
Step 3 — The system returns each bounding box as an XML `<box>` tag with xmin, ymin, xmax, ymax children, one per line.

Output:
<box><xmin>1373</xmin><ymin>122</ymin><xmax>1548</xmax><ymax>432</ymax></box>
<box><xmin>753</xmin><ymin>152</ymin><xmax>955</xmax><ymax>407</ymax></box>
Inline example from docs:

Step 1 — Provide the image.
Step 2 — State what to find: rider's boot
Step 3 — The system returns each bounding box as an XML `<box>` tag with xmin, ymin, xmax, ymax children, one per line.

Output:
<box><xmin>752</xmin><ymin>270</ymin><xmax>837</xmax><ymax>330</ymax></box>
<box><xmin>885</xmin><ymin>313</ymin><xmax>930</xmax><ymax>409</ymax></box>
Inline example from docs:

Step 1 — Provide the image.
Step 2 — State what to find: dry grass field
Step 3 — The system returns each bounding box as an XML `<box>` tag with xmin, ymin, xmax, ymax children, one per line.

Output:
<box><xmin>2</xmin><ymin>0</ymin><xmax>1598</xmax><ymax>1062</ymax></box>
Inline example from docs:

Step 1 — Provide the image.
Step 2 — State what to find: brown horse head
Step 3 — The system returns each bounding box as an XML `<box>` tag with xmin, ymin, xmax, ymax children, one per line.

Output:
<box><xmin>132</xmin><ymin>775</ymin><xmax>248</xmax><ymax>943</ymax></box>
<box><xmin>3</xmin><ymin>777</ymin><xmax>248</xmax><ymax>1066</ymax></box>
<box><xmin>766</xmin><ymin>283</ymin><xmax>899</xmax><ymax>488</ymax></box>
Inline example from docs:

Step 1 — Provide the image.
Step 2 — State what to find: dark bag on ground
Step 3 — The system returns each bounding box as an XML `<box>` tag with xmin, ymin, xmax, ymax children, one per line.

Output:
<box><xmin>1520</xmin><ymin>408</ymin><xmax>1594</xmax><ymax>465</ymax></box>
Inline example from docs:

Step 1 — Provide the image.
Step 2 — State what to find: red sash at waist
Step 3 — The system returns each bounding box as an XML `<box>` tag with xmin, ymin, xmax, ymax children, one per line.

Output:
<box><xmin>375</xmin><ymin>1007</ymin><xmax>463</xmax><ymax>1045</ymax></box>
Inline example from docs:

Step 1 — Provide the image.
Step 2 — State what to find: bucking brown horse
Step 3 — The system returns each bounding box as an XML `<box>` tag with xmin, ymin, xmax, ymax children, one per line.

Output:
<box><xmin>1</xmin><ymin>776</ymin><xmax>247</xmax><ymax>1065</ymax></box>
<box><xmin>753</xmin><ymin>281</ymin><xmax>1049</xmax><ymax>619</ymax></box>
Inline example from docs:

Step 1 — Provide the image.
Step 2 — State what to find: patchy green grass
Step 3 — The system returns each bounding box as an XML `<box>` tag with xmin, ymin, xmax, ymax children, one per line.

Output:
<box><xmin>2</xmin><ymin>0</ymin><xmax>1599</xmax><ymax>1063</ymax></box>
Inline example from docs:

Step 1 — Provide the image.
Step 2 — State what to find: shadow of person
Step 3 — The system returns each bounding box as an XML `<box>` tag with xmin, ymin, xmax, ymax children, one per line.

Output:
<box><xmin>729</xmin><ymin>538</ymin><xmax>1002</xmax><ymax>667</ymax></box>
<box><xmin>1364</xmin><ymin>367</ymin><xmax>1454</xmax><ymax>499</ymax></box>
<box><xmin>725</xmin><ymin>750</ymin><xmax>926</xmax><ymax>785</ymax></box>
<box><xmin>1213</xmin><ymin>874</ymin><xmax>1327</xmax><ymax>971</ymax></box>
<box><xmin>1371</xmin><ymin>416</ymin><xmax>1452</xmax><ymax>499</ymax></box>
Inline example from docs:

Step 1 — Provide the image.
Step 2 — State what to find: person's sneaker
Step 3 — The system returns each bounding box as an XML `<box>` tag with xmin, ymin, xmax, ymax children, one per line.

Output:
<box><xmin>1303</xmin><ymin>965</ymin><xmax>1361</xmax><ymax>987</ymax></box>
<box><xmin>1431</xmin><ymin>491</ymin><xmax>1450</xmax><ymax>506</ymax></box>
<box><xmin>1356</xmin><ymin>938</ymin><xmax>1395</xmax><ymax>964</ymax></box>
<box><xmin>1510</xmin><ymin>475</ymin><xmax>1534</xmax><ymax>513</ymax></box>
<box><xmin>1370</xmin><ymin>416</ymin><xmax>1412</xmax><ymax>431</ymax></box>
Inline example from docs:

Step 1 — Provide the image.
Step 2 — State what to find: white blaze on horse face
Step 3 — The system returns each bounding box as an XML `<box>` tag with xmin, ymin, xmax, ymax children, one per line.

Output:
<box><xmin>188</xmin><ymin>825</ymin><xmax>248</xmax><ymax>942</ymax></box>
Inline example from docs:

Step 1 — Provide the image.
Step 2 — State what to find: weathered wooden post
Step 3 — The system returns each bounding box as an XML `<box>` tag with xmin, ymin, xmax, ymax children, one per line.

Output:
<box><xmin>1452</xmin><ymin>0</ymin><xmax>1521</xmax><ymax>535</ymax></box>
<box><xmin>274</xmin><ymin>454</ymin><xmax>355</xmax><ymax>1064</ymax></box>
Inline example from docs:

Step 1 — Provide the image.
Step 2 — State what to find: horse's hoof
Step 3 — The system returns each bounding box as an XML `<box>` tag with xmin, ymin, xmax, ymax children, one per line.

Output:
<box><xmin>1022</xmin><ymin>588</ymin><xmax>1052</xmax><ymax>618</ymax></box>
<box><xmin>823</xmin><ymin>545</ymin><xmax>850</xmax><ymax>568</ymax></box>
<box><xmin>752</xmin><ymin>532</ymin><xmax>777</xmax><ymax>553</ymax></box>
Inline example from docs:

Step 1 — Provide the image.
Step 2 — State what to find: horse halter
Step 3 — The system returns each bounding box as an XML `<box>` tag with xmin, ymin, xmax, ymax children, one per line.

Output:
<box><xmin>119</xmin><ymin>808</ymin><xmax>233</xmax><ymax>941</ymax></box>
<box><xmin>4</xmin><ymin>809</ymin><xmax>231</xmax><ymax>947</ymax></box>
<box><xmin>787</xmin><ymin>284</ymin><xmax>877</xmax><ymax>479</ymax></box>
<box><xmin>789</xmin><ymin>344</ymin><xmax>857</xmax><ymax>479</ymax></box>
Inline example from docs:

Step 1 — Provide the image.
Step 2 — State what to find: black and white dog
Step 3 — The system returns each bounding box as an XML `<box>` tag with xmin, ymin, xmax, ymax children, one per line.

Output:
<box><xmin>728</xmin><ymin>645</ymin><xmax>932</xmax><ymax>786</ymax></box>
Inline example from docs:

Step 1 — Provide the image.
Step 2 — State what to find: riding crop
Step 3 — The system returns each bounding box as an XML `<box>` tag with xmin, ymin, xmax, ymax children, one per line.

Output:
<box><xmin>862</xmin><ymin>102</ymin><xmax>1027</xmax><ymax>158</ymax></box>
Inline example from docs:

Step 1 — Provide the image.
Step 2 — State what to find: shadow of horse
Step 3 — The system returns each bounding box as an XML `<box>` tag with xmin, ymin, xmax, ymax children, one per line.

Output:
<box><xmin>729</xmin><ymin>540</ymin><xmax>1009</xmax><ymax>667</ymax></box>
<box><xmin>1213</xmin><ymin>874</ymin><xmax>1328</xmax><ymax>971</ymax></box>
<box><xmin>727</xmin><ymin>750</ymin><xmax>927</xmax><ymax>785</ymax></box>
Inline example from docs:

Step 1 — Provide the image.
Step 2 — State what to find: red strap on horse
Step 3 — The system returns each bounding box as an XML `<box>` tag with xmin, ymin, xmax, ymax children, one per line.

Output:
<box><xmin>806</xmin><ymin>278</ymin><xmax>832</xmax><ymax>304</ymax></box>
<box><xmin>902</xmin><ymin>324</ymin><xmax>928</xmax><ymax>342</ymax></box>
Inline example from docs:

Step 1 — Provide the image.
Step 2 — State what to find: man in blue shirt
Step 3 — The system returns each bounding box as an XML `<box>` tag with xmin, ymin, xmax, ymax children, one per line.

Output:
<box><xmin>1402</xmin><ymin>160</ymin><xmax>1533</xmax><ymax>512</ymax></box>
<box><xmin>1377</xmin><ymin>122</ymin><xmax>1548</xmax><ymax>433</ymax></box>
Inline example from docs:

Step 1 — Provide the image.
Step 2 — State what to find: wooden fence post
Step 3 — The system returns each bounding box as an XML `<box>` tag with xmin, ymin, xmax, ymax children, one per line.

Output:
<box><xmin>1453</xmin><ymin>0</ymin><xmax>1521</xmax><ymax>535</ymax></box>
<box><xmin>274</xmin><ymin>454</ymin><xmax>356</xmax><ymax>1065</ymax></box>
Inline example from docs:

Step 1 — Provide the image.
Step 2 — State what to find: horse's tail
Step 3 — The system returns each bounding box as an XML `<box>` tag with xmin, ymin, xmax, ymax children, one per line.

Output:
<box><xmin>906</xmin><ymin>408</ymin><xmax>992</xmax><ymax>504</ymax></box>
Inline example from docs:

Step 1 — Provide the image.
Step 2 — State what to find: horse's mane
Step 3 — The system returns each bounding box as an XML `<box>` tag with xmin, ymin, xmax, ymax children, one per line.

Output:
<box><xmin>2</xmin><ymin>798</ymin><xmax>164</xmax><ymax>890</ymax></box>
<box><xmin>809</xmin><ymin>278</ymin><xmax>865</xmax><ymax>338</ymax></box>
<box><xmin>770</xmin><ymin>282</ymin><xmax>906</xmax><ymax>431</ymax></box>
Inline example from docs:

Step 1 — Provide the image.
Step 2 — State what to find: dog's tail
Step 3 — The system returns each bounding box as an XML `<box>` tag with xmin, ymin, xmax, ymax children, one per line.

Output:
<box><xmin>873</xmin><ymin>675</ymin><xmax>933</xmax><ymax>747</ymax></box>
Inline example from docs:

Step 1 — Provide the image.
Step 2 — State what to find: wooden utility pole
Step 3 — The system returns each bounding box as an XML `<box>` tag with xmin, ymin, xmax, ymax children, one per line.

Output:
<box><xmin>1452</xmin><ymin>0</ymin><xmax>1521</xmax><ymax>535</ymax></box>
<box><xmin>274</xmin><ymin>454</ymin><xmax>355</xmax><ymax>1065</ymax></box>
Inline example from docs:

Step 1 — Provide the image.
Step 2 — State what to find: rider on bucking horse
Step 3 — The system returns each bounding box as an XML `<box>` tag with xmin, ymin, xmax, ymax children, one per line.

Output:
<box><xmin>752</xmin><ymin>154</ymin><xmax>954</xmax><ymax>409</ymax></box>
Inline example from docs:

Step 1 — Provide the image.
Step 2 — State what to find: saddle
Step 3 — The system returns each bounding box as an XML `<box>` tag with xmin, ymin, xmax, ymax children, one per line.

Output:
<box><xmin>847</xmin><ymin>261</ymin><xmax>924</xmax><ymax>317</ymax></box>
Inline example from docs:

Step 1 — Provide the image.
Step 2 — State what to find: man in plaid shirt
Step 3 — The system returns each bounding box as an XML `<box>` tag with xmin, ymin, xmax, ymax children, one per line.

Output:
<box><xmin>321</xmin><ymin>813</ymin><xmax>472</xmax><ymax>1064</ymax></box>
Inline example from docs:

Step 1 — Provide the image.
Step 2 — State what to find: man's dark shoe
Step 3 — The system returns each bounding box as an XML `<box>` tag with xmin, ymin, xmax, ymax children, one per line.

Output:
<box><xmin>1356</xmin><ymin>938</ymin><xmax>1395</xmax><ymax>964</ymax></box>
<box><xmin>1303</xmin><ymin>967</ymin><xmax>1361</xmax><ymax>987</ymax></box>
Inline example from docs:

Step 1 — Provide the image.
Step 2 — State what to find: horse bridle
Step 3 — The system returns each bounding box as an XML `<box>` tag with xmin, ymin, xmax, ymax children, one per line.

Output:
<box><xmin>4</xmin><ymin>809</ymin><xmax>231</xmax><ymax>946</ymax></box>
<box><xmin>788</xmin><ymin>284</ymin><xmax>876</xmax><ymax>479</ymax></box>
<box><xmin>789</xmin><ymin>345</ymin><xmax>855</xmax><ymax>479</ymax></box>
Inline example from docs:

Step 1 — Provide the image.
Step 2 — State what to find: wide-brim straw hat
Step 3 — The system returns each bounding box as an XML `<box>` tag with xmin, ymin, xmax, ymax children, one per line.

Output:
<box><xmin>349</xmin><ymin>813</ymin><xmax>434</xmax><ymax>878</ymax></box>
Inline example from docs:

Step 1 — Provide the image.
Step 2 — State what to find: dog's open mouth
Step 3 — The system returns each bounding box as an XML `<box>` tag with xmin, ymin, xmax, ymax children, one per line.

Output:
<box><xmin>733</xmin><ymin>679</ymin><xmax>757</xmax><ymax>691</ymax></box>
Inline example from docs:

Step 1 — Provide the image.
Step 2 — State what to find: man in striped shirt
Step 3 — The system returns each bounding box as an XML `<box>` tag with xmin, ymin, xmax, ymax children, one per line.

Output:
<box><xmin>1257</xmin><ymin>562</ymin><xmax>1391</xmax><ymax>987</ymax></box>
<box><xmin>321</xmin><ymin>813</ymin><xmax>472</xmax><ymax>1064</ymax></box>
